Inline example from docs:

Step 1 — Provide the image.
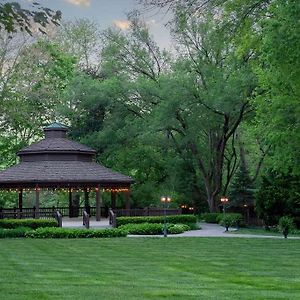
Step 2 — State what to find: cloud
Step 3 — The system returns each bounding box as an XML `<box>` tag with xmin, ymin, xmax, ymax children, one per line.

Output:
<box><xmin>146</xmin><ymin>19</ymin><xmax>156</xmax><ymax>26</ymax></box>
<box><xmin>113</xmin><ymin>20</ymin><xmax>131</xmax><ymax>30</ymax></box>
<box><xmin>64</xmin><ymin>0</ymin><xmax>91</xmax><ymax>7</ymax></box>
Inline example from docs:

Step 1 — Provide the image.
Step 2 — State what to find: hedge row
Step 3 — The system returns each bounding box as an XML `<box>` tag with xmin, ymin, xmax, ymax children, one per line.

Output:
<box><xmin>116</xmin><ymin>215</ymin><xmax>197</xmax><ymax>227</ymax></box>
<box><xmin>25</xmin><ymin>227</ymin><xmax>127</xmax><ymax>238</ymax></box>
<box><xmin>200</xmin><ymin>213</ymin><xmax>223</xmax><ymax>223</ymax></box>
<box><xmin>0</xmin><ymin>219</ymin><xmax>58</xmax><ymax>229</ymax></box>
<box><xmin>119</xmin><ymin>223</ymin><xmax>191</xmax><ymax>235</ymax></box>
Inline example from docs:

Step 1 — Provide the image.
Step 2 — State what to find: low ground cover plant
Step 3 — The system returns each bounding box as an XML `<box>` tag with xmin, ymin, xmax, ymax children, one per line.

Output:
<box><xmin>0</xmin><ymin>219</ymin><xmax>58</xmax><ymax>229</ymax></box>
<box><xmin>119</xmin><ymin>223</ymin><xmax>191</xmax><ymax>235</ymax></box>
<box><xmin>116</xmin><ymin>215</ymin><xmax>196</xmax><ymax>227</ymax></box>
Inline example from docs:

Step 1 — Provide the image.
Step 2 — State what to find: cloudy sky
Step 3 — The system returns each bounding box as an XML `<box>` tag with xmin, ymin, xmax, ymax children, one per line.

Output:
<box><xmin>16</xmin><ymin>0</ymin><xmax>172</xmax><ymax>49</ymax></box>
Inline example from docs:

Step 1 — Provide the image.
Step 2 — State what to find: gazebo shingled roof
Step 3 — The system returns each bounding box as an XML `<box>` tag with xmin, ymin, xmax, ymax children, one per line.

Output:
<box><xmin>0</xmin><ymin>123</ymin><xmax>134</xmax><ymax>189</ymax></box>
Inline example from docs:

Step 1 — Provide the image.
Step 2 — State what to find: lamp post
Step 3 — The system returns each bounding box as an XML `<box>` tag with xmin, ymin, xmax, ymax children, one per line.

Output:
<box><xmin>161</xmin><ymin>196</ymin><xmax>171</xmax><ymax>237</ymax></box>
<box><xmin>220</xmin><ymin>196</ymin><xmax>229</xmax><ymax>216</ymax></box>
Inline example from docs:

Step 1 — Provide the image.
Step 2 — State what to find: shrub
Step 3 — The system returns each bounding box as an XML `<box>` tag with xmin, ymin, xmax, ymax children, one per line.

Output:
<box><xmin>200</xmin><ymin>213</ymin><xmax>223</xmax><ymax>223</ymax></box>
<box><xmin>0</xmin><ymin>219</ymin><xmax>58</xmax><ymax>229</ymax></box>
<box><xmin>219</xmin><ymin>213</ymin><xmax>244</xmax><ymax>231</ymax></box>
<box><xmin>278</xmin><ymin>216</ymin><xmax>295</xmax><ymax>238</ymax></box>
<box><xmin>116</xmin><ymin>215</ymin><xmax>196</xmax><ymax>227</ymax></box>
<box><xmin>119</xmin><ymin>223</ymin><xmax>191</xmax><ymax>235</ymax></box>
<box><xmin>119</xmin><ymin>223</ymin><xmax>163</xmax><ymax>235</ymax></box>
<box><xmin>25</xmin><ymin>227</ymin><xmax>127</xmax><ymax>238</ymax></box>
<box><xmin>0</xmin><ymin>227</ymin><xmax>32</xmax><ymax>238</ymax></box>
<box><xmin>168</xmin><ymin>224</ymin><xmax>190</xmax><ymax>234</ymax></box>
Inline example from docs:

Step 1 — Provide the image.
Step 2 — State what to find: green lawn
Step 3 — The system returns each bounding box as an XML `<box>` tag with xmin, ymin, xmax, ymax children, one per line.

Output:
<box><xmin>0</xmin><ymin>238</ymin><xmax>299</xmax><ymax>300</ymax></box>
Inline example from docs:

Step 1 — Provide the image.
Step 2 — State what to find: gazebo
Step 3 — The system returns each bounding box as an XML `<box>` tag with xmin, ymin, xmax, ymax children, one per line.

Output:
<box><xmin>0</xmin><ymin>123</ymin><xmax>134</xmax><ymax>220</ymax></box>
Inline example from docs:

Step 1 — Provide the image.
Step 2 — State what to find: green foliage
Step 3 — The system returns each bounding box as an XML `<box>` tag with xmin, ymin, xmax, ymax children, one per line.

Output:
<box><xmin>0</xmin><ymin>226</ymin><xmax>31</xmax><ymax>238</ymax></box>
<box><xmin>219</xmin><ymin>213</ymin><xmax>244</xmax><ymax>229</ymax></box>
<box><xmin>25</xmin><ymin>227</ymin><xmax>127</xmax><ymax>238</ymax></box>
<box><xmin>278</xmin><ymin>216</ymin><xmax>295</xmax><ymax>238</ymax></box>
<box><xmin>0</xmin><ymin>219</ymin><xmax>58</xmax><ymax>229</ymax></box>
<box><xmin>119</xmin><ymin>223</ymin><xmax>164</xmax><ymax>235</ymax></box>
<box><xmin>168</xmin><ymin>224</ymin><xmax>191</xmax><ymax>234</ymax></box>
<box><xmin>116</xmin><ymin>215</ymin><xmax>197</xmax><ymax>227</ymax></box>
<box><xmin>229</xmin><ymin>163</ymin><xmax>254</xmax><ymax>206</ymax></box>
<box><xmin>200</xmin><ymin>213</ymin><xmax>223</xmax><ymax>223</ymax></box>
<box><xmin>119</xmin><ymin>222</ymin><xmax>191</xmax><ymax>235</ymax></box>
<box><xmin>255</xmin><ymin>171</ymin><xmax>300</xmax><ymax>226</ymax></box>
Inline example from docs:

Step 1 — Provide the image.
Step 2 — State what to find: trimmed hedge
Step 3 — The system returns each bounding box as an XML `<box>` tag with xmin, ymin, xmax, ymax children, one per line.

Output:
<box><xmin>0</xmin><ymin>227</ymin><xmax>32</xmax><ymax>238</ymax></box>
<box><xmin>25</xmin><ymin>227</ymin><xmax>127</xmax><ymax>239</ymax></box>
<box><xmin>119</xmin><ymin>223</ymin><xmax>191</xmax><ymax>235</ymax></box>
<box><xmin>0</xmin><ymin>219</ymin><xmax>58</xmax><ymax>229</ymax></box>
<box><xmin>116</xmin><ymin>215</ymin><xmax>197</xmax><ymax>227</ymax></box>
<box><xmin>200</xmin><ymin>213</ymin><xmax>223</xmax><ymax>223</ymax></box>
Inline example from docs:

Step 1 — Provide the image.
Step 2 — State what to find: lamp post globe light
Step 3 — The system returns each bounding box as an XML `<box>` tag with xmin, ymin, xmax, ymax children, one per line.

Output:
<box><xmin>220</xmin><ymin>196</ymin><xmax>229</xmax><ymax>216</ymax></box>
<box><xmin>161</xmin><ymin>196</ymin><xmax>171</xmax><ymax>237</ymax></box>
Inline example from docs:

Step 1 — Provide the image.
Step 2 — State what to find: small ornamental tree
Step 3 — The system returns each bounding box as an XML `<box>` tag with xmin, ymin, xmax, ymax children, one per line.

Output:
<box><xmin>278</xmin><ymin>216</ymin><xmax>295</xmax><ymax>238</ymax></box>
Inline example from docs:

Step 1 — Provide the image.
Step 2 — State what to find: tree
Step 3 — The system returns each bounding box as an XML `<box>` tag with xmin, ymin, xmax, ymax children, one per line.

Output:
<box><xmin>0</xmin><ymin>36</ymin><xmax>75</xmax><ymax>168</ymax></box>
<box><xmin>0</xmin><ymin>1</ymin><xmax>61</xmax><ymax>35</ymax></box>
<box><xmin>253</xmin><ymin>0</ymin><xmax>300</xmax><ymax>175</ymax></box>
<box><xmin>255</xmin><ymin>171</ymin><xmax>300</xmax><ymax>227</ymax></box>
<box><xmin>54</xmin><ymin>19</ymin><xmax>101</xmax><ymax>73</ymax></box>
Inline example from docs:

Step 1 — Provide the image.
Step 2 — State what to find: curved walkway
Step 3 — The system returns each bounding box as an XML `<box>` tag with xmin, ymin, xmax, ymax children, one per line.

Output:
<box><xmin>129</xmin><ymin>223</ymin><xmax>300</xmax><ymax>239</ymax></box>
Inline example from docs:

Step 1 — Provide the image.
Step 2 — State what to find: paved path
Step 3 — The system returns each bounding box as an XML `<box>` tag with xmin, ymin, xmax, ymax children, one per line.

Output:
<box><xmin>62</xmin><ymin>218</ymin><xmax>300</xmax><ymax>239</ymax></box>
<box><xmin>130</xmin><ymin>223</ymin><xmax>300</xmax><ymax>239</ymax></box>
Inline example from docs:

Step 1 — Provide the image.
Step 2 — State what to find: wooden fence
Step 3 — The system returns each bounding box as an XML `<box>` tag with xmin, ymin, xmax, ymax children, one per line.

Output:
<box><xmin>113</xmin><ymin>208</ymin><xmax>182</xmax><ymax>217</ymax></box>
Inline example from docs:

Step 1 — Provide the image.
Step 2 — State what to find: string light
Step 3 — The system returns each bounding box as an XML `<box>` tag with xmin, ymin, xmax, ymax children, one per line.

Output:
<box><xmin>1</xmin><ymin>187</ymin><xmax>130</xmax><ymax>193</ymax></box>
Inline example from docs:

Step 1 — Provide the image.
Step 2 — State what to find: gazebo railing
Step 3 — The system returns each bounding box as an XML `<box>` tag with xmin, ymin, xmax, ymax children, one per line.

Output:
<box><xmin>0</xmin><ymin>206</ymin><xmax>107</xmax><ymax>219</ymax></box>
<box><xmin>113</xmin><ymin>208</ymin><xmax>182</xmax><ymax>217</ymax></box>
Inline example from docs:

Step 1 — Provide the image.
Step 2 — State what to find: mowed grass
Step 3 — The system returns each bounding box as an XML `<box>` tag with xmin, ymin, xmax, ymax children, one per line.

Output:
<box><xmin>0</xmin><ymin>238</ymin><xmax>299</xmax><ymax>300</ymax></box>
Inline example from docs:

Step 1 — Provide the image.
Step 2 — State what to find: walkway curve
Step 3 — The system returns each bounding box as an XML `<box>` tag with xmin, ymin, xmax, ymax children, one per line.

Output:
<box><xmin>129</xmin><ymin>223</ymin><xmax>300</xmax><ymax>239</ymax></box>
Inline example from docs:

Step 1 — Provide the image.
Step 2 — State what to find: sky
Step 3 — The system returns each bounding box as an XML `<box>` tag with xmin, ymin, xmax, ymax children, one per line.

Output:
<box><xmin>15</xmin><ymin>0</ymin><xmax>173</xmax><ymax>49</ymax></box>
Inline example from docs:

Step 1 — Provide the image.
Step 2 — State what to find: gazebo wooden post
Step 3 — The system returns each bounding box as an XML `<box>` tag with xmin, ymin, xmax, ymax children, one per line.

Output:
<box><xmin>69</xmin><ymin>188</ymin><xmax>73</xmax><ymax>218</ymax></box>
<box><xmin>35</xmin><ymin>185</ymin><xmax>40</xmax><ymax>219</ymax></box>
<box><xmin>96</xmin><ymin>185</ymin><xmax>101</xmax><ymax>221</ymax></box>
<box><xmin>111</xmin><ymin>191</ymin><xmax>116</xmax><ymax>210</ymax></box>
<box><xmin>18</xmin><ymin>189</ymin><xmax>23</xmax><ymax>219</ymax></box>
<box><xmin>125</xmin><ymin>189</ymin><xmax>131</xmax><ymax>216</ymax></box>
<box><xmin>84</xmin><ymin>188</ymin><xmax>90</xmax><ymax>215</ymax></box>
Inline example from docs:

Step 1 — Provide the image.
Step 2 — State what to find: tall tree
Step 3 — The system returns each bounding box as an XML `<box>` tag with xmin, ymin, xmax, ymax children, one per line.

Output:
<box><xmin>0</xmin><ymin>1</ymin><xmax>61</xmax><ymax>35</ymax></box>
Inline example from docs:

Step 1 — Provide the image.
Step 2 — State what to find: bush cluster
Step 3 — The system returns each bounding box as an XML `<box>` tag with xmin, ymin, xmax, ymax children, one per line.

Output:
<box><xmin>116</xmin><ymin>215</ymin><xmax>197</xmax><ymax>227</ymax></box>
<box><xmin>0</xmin><ymin>219</ymin><xmax>58</xmax><ymax>229</ymax></box>
<box><xmin>119</xmin><ymin>223</ymin><xmax>191</xmax><ymax>235</ymax></box>
<box><xmin>168</xmin><ymin>224</ymin><xmax>191</xmax><ymax>234</ymax></box>
<box><xmin>0</xmin><ymin>227</ymin><xmax>32</xmax><ymax>238</ymax></box>
<box><xmin>25</xmin><ymin>227</ymin><xmax>127</xmax><ymax>239</ymax></box>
